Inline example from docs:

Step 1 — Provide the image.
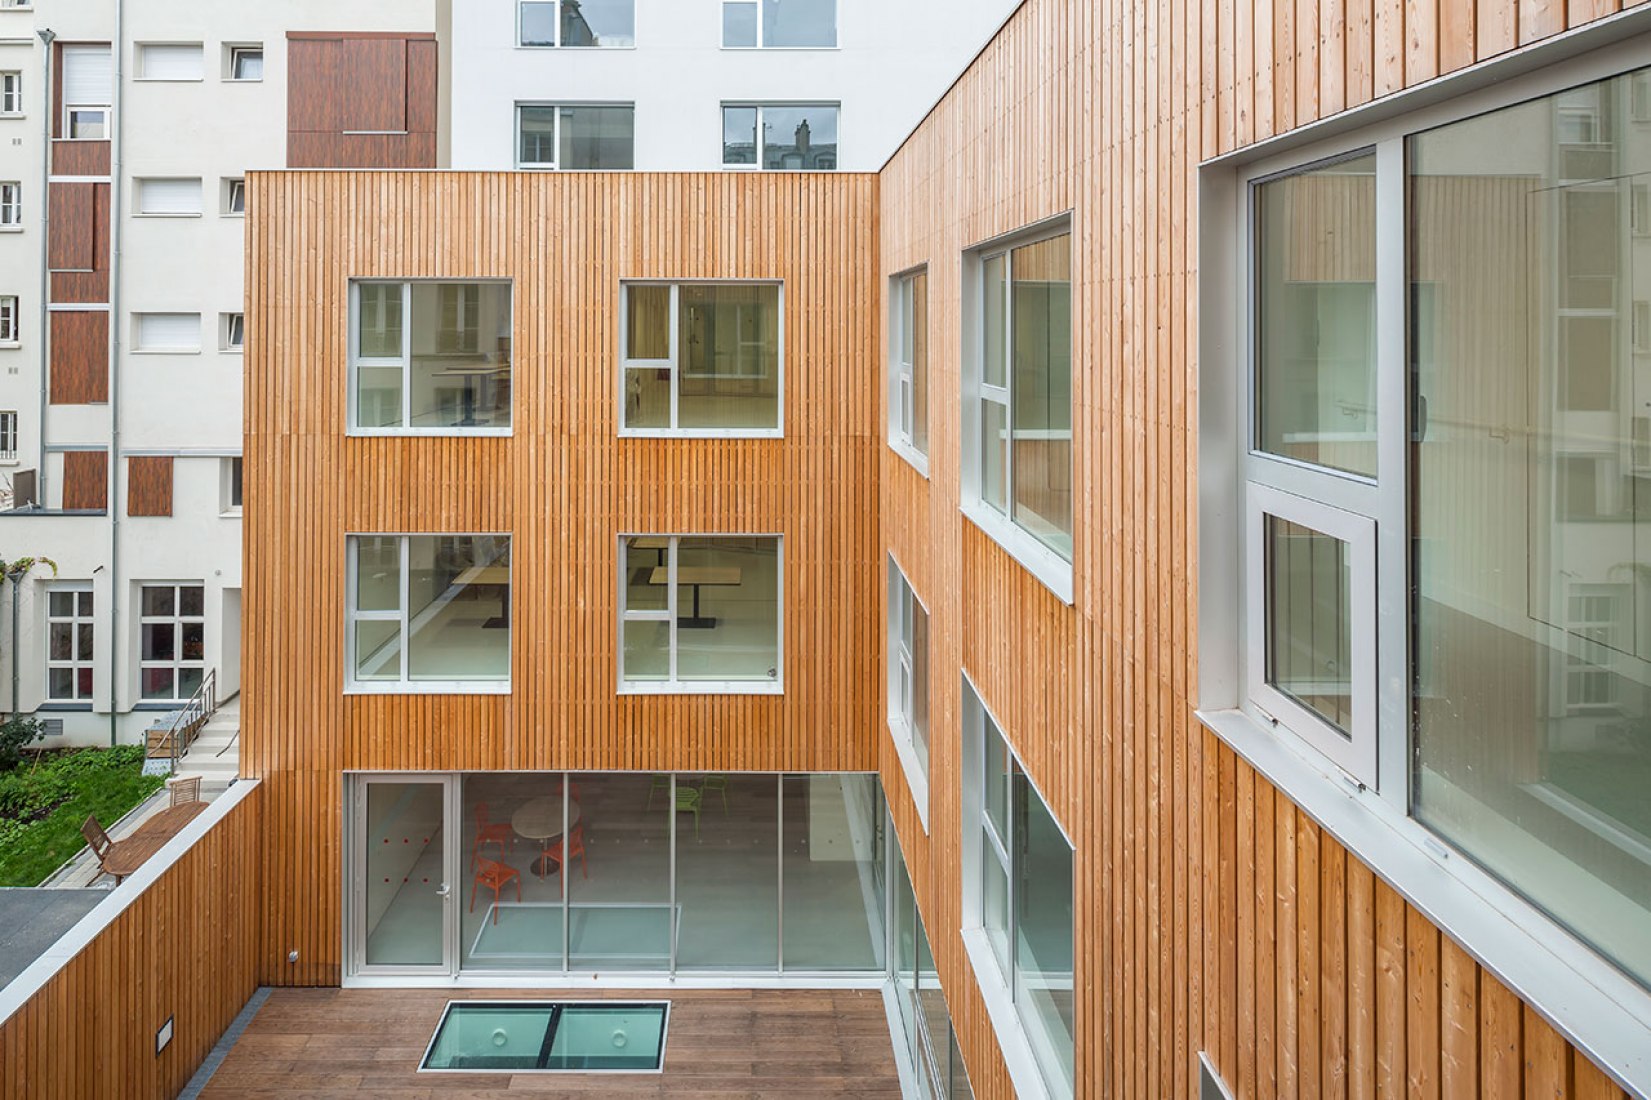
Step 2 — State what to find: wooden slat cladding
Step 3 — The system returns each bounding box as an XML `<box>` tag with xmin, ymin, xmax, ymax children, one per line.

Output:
<box><xmin>61</xmin><ymin>449</ymin><xmax>107</xmax><ymax>511</ymax></box>
<box><xmin>50</xmin><ymin>141</ymin><xmax>110</xmax><ymax>177</ymax></box>
<box><xmin>243</xmin><ymin>171</ymin><xmax>880</xmax><ymax>985</ymax></box>
<box><xmin>127</xmin><ymin>456</ymin><xmax>174</xmax><ymax>517</ymax></box>
<box><xmin>0</xmin><ymin>788</ymin><xmax>263</xmax><ymax>1100</ymax></box>
<box><xmin>878</xmin><ymin>1</ymin><xmax>1636</xmax><ymax>1099</ymax></box>
<box><xmin>48</xmin><ymin>310</ymin><xmax>108</xmax><ymax>404</ymax></box>
<box><xmin>48</xmin><ymin>181</ymin><xmax>112</xmax><ymax>303</ymax></box>
<box><xmin>285</xmin><ymin>33</ymin><xmax>437</xmax><ymax>169</ymax></box>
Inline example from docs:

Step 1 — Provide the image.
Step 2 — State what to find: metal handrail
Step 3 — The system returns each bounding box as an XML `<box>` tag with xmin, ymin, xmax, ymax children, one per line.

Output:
<box><xmin>161</xmin><ymin>668</ymin><xmax>216</xmax><ymax>774</ymax></box>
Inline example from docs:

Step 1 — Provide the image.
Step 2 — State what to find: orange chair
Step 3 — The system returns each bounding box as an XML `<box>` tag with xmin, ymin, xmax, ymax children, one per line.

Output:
<box><xmin>543</xmin><ymin>822</ymin><xmax>589</xmax><ymax>879</ymax></box>
<box><xmin>470</xmin><ymin>857</ymin><xmax>521</xmax><ymax>924</ymax></box>
<box><xmin>472</xmin><ymin>801</ymin><xmax>515</xmax><ymax>870</ymax></box>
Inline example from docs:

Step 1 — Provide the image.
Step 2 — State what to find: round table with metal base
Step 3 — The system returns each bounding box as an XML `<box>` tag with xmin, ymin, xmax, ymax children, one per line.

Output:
<box><xmin>511</xmin><ymin>795</ymin><xmax>583</xmax><ymax>878</ymax></box>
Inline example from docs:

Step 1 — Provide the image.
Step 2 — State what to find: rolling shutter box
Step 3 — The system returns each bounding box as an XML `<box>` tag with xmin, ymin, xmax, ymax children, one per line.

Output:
<box><xmin>137</xmin><ymin>178</ymin><xmax>202</xmax><ymax>215</ymax></box>
<box><xmin>138</xmin><ymin>44</ymin><xmax>204</xmax><ymax>82</ymax></box>
<box><xmin>134</xmin><ymin>313</ymin><xmax>201</xmax><ymax>352</ymax></box>
<box><xmin>61</xmin><ymin>45</ymin><xmax>112</xmax><ymax>105</ymax></box>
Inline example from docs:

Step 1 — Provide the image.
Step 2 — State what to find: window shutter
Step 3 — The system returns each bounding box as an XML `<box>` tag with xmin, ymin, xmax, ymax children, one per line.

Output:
<box><xmin>136</xmin><ymin>313</ymin><xmax>201</xmax><ymax>351</ymax></box>
<box><xmin>61</xmin><ymin>45</ymin><xmax>112</xmax><ymax>105</ymax></box>
<box><xmin>139</xmin><ymin>44</ymin><xmax>203</xmax><ymax>81</ymax></box>
<box><xmin>138</xmin><ymin>178</ymin><xmax>202</xmax><ymax>215</ymax></box>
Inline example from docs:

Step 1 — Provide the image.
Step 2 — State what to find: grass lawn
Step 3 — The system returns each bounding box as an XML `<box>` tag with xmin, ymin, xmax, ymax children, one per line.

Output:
<box><xmin>0</xmin><ymin>746</ymin><xmax>165</xmax><ymax>887</ymax></box>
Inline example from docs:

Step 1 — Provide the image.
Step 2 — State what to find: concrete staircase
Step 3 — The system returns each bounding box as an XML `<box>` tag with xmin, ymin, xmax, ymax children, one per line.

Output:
<box><xmin>172</xmin><ymin>696</ymin><xmax>240</xmax><ymax>793</ymax></box>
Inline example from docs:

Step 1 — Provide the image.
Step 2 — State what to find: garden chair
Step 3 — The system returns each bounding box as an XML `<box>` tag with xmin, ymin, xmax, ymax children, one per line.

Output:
<box><xmin>470</xmin><ymin>856</ymin><xmax>521</xmax><ymax>925</ymax></box>
<box><xmin>472</xmin><ymin>801</ymin><xmax>514</xmax><ymax>870</ymax></box>
<box><xmin>541</xmin><ymin>822</ymin><xmax>589</xmax><ymax>879</ymax></box>
<box><xmin>699</xmin><ymin>773</ymin><xmax>729</xmax><ymax>812</ymax></box>
<box><xmin>675</xmin><ymin>786</ymin><xmax>702</xmax><ymax>839</ymax></box>
<box><xmin>168</xmin><ymin>776</ymin><xmax>202</xmax><ymax>807</ymax></box>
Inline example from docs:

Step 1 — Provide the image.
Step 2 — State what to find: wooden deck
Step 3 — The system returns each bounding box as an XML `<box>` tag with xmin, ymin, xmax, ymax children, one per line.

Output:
<box><xmin>200</xmin><ymin>987</ymin><xmax>902</xmax><ymax>1097</ymax></box>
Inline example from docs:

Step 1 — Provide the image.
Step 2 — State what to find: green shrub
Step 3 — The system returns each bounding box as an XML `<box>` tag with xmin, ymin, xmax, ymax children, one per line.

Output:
<box><xmin>0</xmin><ymin>715</ymin><xmax>45</xmax><ymax>771</ymax></box>
<box><xmin>0</xmin><ymin>746</ymin><xmax>166</xmax><ymax>886</ymax></box>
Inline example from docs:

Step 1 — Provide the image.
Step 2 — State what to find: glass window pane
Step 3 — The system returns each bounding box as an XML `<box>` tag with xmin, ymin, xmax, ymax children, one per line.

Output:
<box><xmin>569</xmin><ymin>775</ymin><xmax>671</xmax><ymax>968</ymax></box>
<box><xmin>722</xmin><ymin>107</ymin><xmax>759</xmax><ymax>166</ymax></box>
<box><xmin>355</xmin><ymin>537</ymin><xmax>401</xmax><ymax>611</ymax></box>
<box><xmin>984</xmin><ymin>716</ymin><xmax>1009</xmax><ymax>839</ymax></box>
<box><xmin>520</xmin><ymin>0</ymin><xmax>557</xmax><ymax>45</ymax></box>
<box><xmin>75</xmin><ymin>668</ymin><xmax>92</xmax><ymax>698</ymax></box>
<box><xmin>141</xmin><ymin>585</ymin><xmax>174</xmax><ymax>617</ymax></box>
<box><xmin>408</xmin><ymin>283</ymin><xmax>512</xmax><ymax>429</ymax></box>
<box><xmin>723</xmin><ymin>1</ymin><xmax>758</xmax><ymax>46</ymax></box>
<box><xmin>1014</xmin><ymin>775</ymin><xmax>1075</xmax><ymax>1098</ymax></box>
<box><xmin>982</xmin><ymin>835</ymin><xmax>1009</xmax><ymax>971</ymax></box>
<box><xmin>177</xmin><ymin>667</ymin><xmax>204</xmax><ymax>699</ymax></box>
<box><xmin>1010</xmin><ymin>233</ymin><xmax>1073</xmax><ymax>559</ymax></box>
<box><xmin>78</xmin><ymin>591</ymin><xmax>93</xmax><ymax>616</ymax></box>
<box><xmin>518</xmin><ymin>105</ymin><xmax>558</xmax><ymax>165</ymax></box>
<box><xmin>981</xmin><ymin>400</ymin><xmax>1008</xmax><ymax>513</ymax></box>
<box><xmin>459</xmin><ymin>775</ymin><xmax>563</xmax><ymax>972</ymax></box>
<box><xmin>562</xmin><ymin>0</ymin><xmax>635</xmax><ymax>46</ymax></box>
<box><xmin>142</xmin><ymin>623</ymin><xmax>176</xmax><ymax>661</ymax></box>
<box><xmin>676</xmin><ymin>774</ymin><xmax>778</xmax><ymax>969</ymax></box>
<box><xmin>677</xmin><ymin>285</ymin><xmax>780</xmax><ymax>430</ymax></box>
<box><xmin>761</xmin><ymin>0</ymin><xmax>836</xmax><ymax>47</ymax></box>
<box><xmin>912</xmin><ymin>271</ymin><xmax>929</xmax><ymax>455</ymax></box>
<box><xmin>760</xmin><ymin>105</ymin><xmax>836</xmax><ymax>170</ymax></box>
<box><xmin>624</xmin><ymin>368</ymin><xmax>671</xmax><ymax>429</ymax></box>
<box><xmin>982</xmin><ymin>253</ymin><xmax>1006</xmax><ymax>388</ymax></box>
<box><xmin>1264</xmin><ymin>516</ymin><xmax>1352</xmax><ymax>734</ymax></box>
<box><xmin>1411</xmin><ymin>69</ymin><xmax>1651</xmax><ymax>991</ymax></box>
<box><xmin>49</xmin><ymin>622</ymin><xmax>71</xmax><ymax>661</ymax></box>
<box><xmin>357</xmin><ymin>283</ymin><xmax>404</xmax><ymax>359</ymax></box>
<box><xmin>48</xmin><ymin>591</ymin><xmax>73</xmax><ymax>617</ymax></box>
<box><xmin>911</xmin><ymin>600</ymin><xmax>929</xmax><ymax>759</ymax></box>
<box><xmin>673</xmin><ymin>537</ymin><xmax>779</xmax><ymax>682</ymax></box>
<box><xmin>180</xmin><ymin>585</ymin><xmax>204</xmax><ymax>617</ymax></box>
<box><xmin>623</xmin><ymin>538</ymin><xmax>669</xmax><ymax>611</ymax></box>
<box><xmin>141</xmin><ymin>667</ymin><xmax>175</xmax><ymax>700</ymax></box>
<box><xmin>621</xmin><ymin>617</ymin><xmax>670</xmax><ymax>681</ymax></box>
<box><xmin>76</xmin><ymin>622</ymin><xmax>93</xmax><ymax>661</ymax></box>
<box><xmin>782</xmin><ymin>774</ymin><xmax>884</xmax><ymax>970</ymax></box>
<box><xmin>559</xmin><ymin>105</ymin><xmax>634</xmax><ymax>169</ymax></box>
<box><xmin>626</xmin><ymin>285</ymin><xmax>671</xmax><ymax>360</ymax></box>
<box><xmin>48</xmin><ymin>667</ymin><xmax>74</xmax><ymax>700</ymax></box>
<box><xmin>1256</xmin><ymin>152</ymin><xmax>1377</xmax><ymax>476</ymax></box>
<box><xmin>181</xmin><ymin>621</ymin><xmax>204</xmax><ymax>660</ymax></box>
<box><xmin>354</xmin><ymin>620</ymin><xmax>402</xmax><ymax>682</ymax></box>
<box><xmin>406</xmin><ymin>536</ymin><xmax>511</xmax><ymax>681</ymax></box>
<box><xmin>363</xmin><ymin>781</ymin><xmax>446</xmax><ymax>967</ymax></box>
<box><xmin>356</xmin><ymin>366</ymin><xmax>404</xmax><ymax>428</ymax></box>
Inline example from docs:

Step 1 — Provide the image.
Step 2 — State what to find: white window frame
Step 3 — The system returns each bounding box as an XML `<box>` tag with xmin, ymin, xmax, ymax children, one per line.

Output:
<box><xmin>616</xmin><ymin>533</ymin><xmax>784</xmax><ymax>695</ymax></box>
<box><xmin>512</xmin><ymin>102</ymin><xmax>634</xmax><ymax>170</ymax></box>
<box><xmin>223</xmin><ymin>177</ymin><xmax>245</xmax><ymax>217</ymax></box>
<box><xmin>344</xmin><ymin>533</ymin><xmax>513</xmax><ymax>695</ymax></box>
<box><xmin>137</xmin><ymin>582</ymin><xmax>205</xmax><ymax>703</ymax></box>
<box><xmin>960</xmin><ymin>215</ymin><xmax>1075</xmax><ymax>604</ymax></box>
<box><xmin>1198</xmin><ymin>25</ymin><xmax>1651</xmax><ymax>1097</ymax></box>
<box><xmin>131</xmin><ymin>312</ymin><xmax>202</xmax><ymax>353</ymax></box>
<box><xmin>225</xmin><ymin>44</ymin><xmax>263</xmax><ymax>82</ymax></box>
<box><xmin>45</xmin><ymin>584</ymin><xmax>94</xmax><ymax>702</ymax></box>
<box><xmin>516</xmin><ymin>0</ymin><xmax>637</xmax><ymax>48</ymax></box>
<box><xmin>720</xmin><ymin>103</ymin><xmax>841</xmax><ymax>171</ymax></box>
<box><xmin>0</xmin><ymin>181</ymin><xmax>18</xmax><ymax>228</ymax></box>
<box><xmin>220</xmin><ymin>456</ymin><xmax>242</xmax><ymax>515</ymax></box>
<box><xmin>958</xmin><ymin>674</ymin><xmax>1075</xmax><ymax>1100</ymax></box>
<box><xmin>0</xmin><ymin>295</ymin><xmax>18</xmax><ymax>345</ymax></box>
<box><xmin>720</xmin><ymin>0</ymin><xmax>839</xmax><ymax>49</ymax></box>
<box><xmin>134</xmin><ymin>42</ymin><xmax>205</xmax><ymax>82</ymax></box>
<box><xmin>134</xmin><ymin>177</ymin><xmax>203</xmax><ymax>217</ymax></box>
<box><xmin>886</xmin><ymin>554</ymin><xmax>930</xmax><ymax>828</ymax></box>
<box><xmin>347</xmin><ymin>279</ymin><xmax>514</xmax><ymax>437</ymax></box>
<box><xmin>0</xmin><ymin>71</ymin><xmax>22</xmax><ymax>116</ymax></box>
<box><xmin>888</xmin><ymin>265</ymin><xmax>928</xmax><ymax>474</ymax></box>
<box><xmin>221</xmin><ymin>312</ymin><xmax>244</xmax><ymax>352</ymax></box>
<box><xmin>617</xmin><ymin>280</ymin><xmax>785</xmax><ymax>438</ymax></box>
<box><xmin>0</xmin><ymin>409</ymin><xmax>17</xmax><ymax>461</ymax></box>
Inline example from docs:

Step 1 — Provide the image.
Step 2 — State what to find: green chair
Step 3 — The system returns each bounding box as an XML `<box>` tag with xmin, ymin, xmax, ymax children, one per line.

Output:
<box><xmin>699</xmin><ymin>773</ymin><xmax>729</xmax><ymax>813</ymax></box>
<box><xmin>675</xmin><ymin>786</ymin><xmax>703</xmax><ymax>839</ymax></box>
<box><xmin>645</xmin><ymin>774</ymin><xmax>671</xmax><ymax>809</ymax></box>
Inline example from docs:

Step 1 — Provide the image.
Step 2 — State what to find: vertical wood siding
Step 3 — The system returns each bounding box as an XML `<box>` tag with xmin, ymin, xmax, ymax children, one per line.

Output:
<box><xmin>877</xmin><ymin>0</ymin><xmax>1637</xmax><ymax>1096</ymax></box>
<box><xmin>243</xmin><ymin>171</ymin><xmax>881</xmax><ymax>986</ymax></box>
<box><xmin>0</xmin><ymin>788</ymin><xmax>263</xmax><ymax>1100</ymax></box>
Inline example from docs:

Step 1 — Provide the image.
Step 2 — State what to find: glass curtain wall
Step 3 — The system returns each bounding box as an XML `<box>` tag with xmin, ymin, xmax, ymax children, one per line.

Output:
<box><xmin>891</xmin><ymin>817</ymin><xmax>975</xmax><ymax>1100</ymax></box>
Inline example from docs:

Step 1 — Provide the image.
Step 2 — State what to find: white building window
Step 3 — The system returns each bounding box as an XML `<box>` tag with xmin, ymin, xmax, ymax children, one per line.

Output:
<box><xmin>223</xmin><ymin>177</ymin><xmax>245</xmax><ymax>216</ymax></box>
<box><xmin>350</xmin><ymin>280</ymin><xmax>514</xmax><ymax>433</ymax></box>
<box><xmin>135</xmin><ymin>177</ymin><xmax>202</xmax><ymax>216</ymax></box>
<box><xmin>722</xmin><ymin>0</ymin><xmax>836</xmax><ymax>47</ymax></box>
<box><xmin>889</xmin><ymin>266</ymin><xmax>928</xmax><ymax>466</ymax></box>
<box><xmin>619</xmin><ymin>281</ymin><xmax>782</xmax><ymax>435</ymax></box>
<box><xmin>0</xmin><ymin>410</ymin><xmax>16</xmax><ymax>461</ymax></box>
<box><xmin>887</xmin><ymin>556</ymin><xmax>930</xmax><ymax>823</ymax></box>
<box><xmin>135</xmin><ymin>43</ymin><xmax>203</xmax><ymax>81</ymax></box>
<box><xmin>221</xmin><ymin>456</ymin><xmax>242</xmax><ymax>513</ymax></box>
<box><xmin>138</xmin><ymin>583</ymin><xmax>204</xmax><ymax>702</ymax></box>
<box><xmin>619</xmin><ymin>535</ymin><xmax>781</xmax><ymax>693</ymax></box>
<box><xmin>0</xmin><ymin>71</ymin><xmax>21</xmax><ymax>116</ymax></box>
<box><xmin>961</xmin><ymin>679</ymin><xmax>1074</xmax><ymax>1098</ymax></box>
<box><xmin>0</xmin><ymin>296</ymin><xmax>18</xmax><ymax>344</ymax></box>
<box><xmin>132</xmin><ymin>312</ymin><xmax>201</xmax><ymax>352</ymax></box>
<box><xmin>226</xmin><ymin>44</ymin><xmax>263</xmax><ymax>81</ymax></box>
<box><xmin>46</xmin><ymin>587</ymin><xmax>94</xmax><ymax>702</ymax></box>
<box><xmin>518</xmin><ymin>0</ymin><xmax>635</xmax><ymax>47</ymax></box>
<box><xmin>61</xmin><ymin>45</ymin><xmax>111</xmax><ymax>139</ymax></box>
<box><xmin>346</xmin><ymin>535</ymin><xmax>511</xmax><ymax>692</ymax></box>
<box><xmin>962</xmin><ymin>221</ymin><xmax>1073</xmax><ymax>601</ymax></box>
<box><xmin>221</xmin><ymin>312</ymin><xmax>244</xmax><ymax>352</ymax></box>
<box><xmin>721</xmin><ymin>103</ymin><xmax>838</xmax><ymax>170</ymax></box>
<box><xmin>0</xmin><ymin>181</ymin><xmax>18</xmax><ymax>227</ymax></box>
<box><xmin>515</xmin><ymin>104</ymin><xmax>634</xmax><ymax>169</ymax></box>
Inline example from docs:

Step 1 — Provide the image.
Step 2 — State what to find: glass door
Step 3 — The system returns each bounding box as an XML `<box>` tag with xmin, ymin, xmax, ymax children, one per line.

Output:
<box><xmin>352</xmin><ymin>774</ymin><xmax>457</xmax><ymax>976</ymax></box>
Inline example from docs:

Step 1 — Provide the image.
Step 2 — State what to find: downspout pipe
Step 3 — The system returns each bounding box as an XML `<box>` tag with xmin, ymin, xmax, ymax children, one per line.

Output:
<box><xmin>35</xmin><ymin>29</ymin><xmax>53</xmax><ymax>507</ymax></box>
<box><xmin>106</xmin><ymin>0</ymin><xmax>123</xmax><ymax>747</ymax></box>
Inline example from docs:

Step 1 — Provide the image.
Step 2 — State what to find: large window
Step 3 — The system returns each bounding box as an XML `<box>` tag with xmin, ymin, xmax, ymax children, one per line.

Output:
<box><xmin>515</xmin><ymin>104</ymin><xmax>634</xmax><ymax>169</ymax></box>
<box><xmin>46</xmin><ymin>586</ymin><xmax>93</xmax><ymax>702</ymax></box>
<box><xmin>721</xmin><ymin>104</ymin><xmax>838</xmax><ymax>170</ymax></box>
<box><xmin>139</xmin><ymin>584</ymin><xmax>204</xmax><ymax>701</ymax></box>
<box><xmin>518</xmin><ymin>0</ymin><xmax>635</xmax><ymax>47</ymax></box>
<box><xmin>347</xmin><ymin>535</ymin><xmax>511</xmax><ymax>692</ymax></box>
<box><xmin>61</xmin><ymin>44</ymin><xmax>111</xmax><ymax>139</ymax></box>
<box><xmin>887</xmin><ymin>557</ymin><xmax>930</xmax><ymax>820</ymax></box>
<box><xmin>1</xmin><ymin>72</ymin><xmax>21</xmax><ymax>116</ymax></box>
<box><xmin>890</xmin><ymin>267</ymin><xmax>929</xmax><ymax>465</ymax></box>
<box><xmin>1208</xmin><ymin>47</ymin><xmax>1651</xmax><ymax>1049</ymax></box>
<box><xmin>619</xmin><ymin>282</ymin><xmax>782</xmax><ymax>434</ymax></box>
<box><xmin>619</xmin><ymin>535</ymin><xmax>780</xmax><ymax>692</ymax></box>
<box><xmin>964</xmin><ymin>224</ymin><xmax>1073</xmax><ymax>596</ymax></box>
<box><xmin>350</xmin><ymin>281</ymin><xmax>513</xmax><ymax>432</ymax></box>
<box><xmin>721</xmin><ymin>0</ymin><xmax>837</xmax><ymax>48</ymax></box>
<box><xmin>962</xmin><ymin>681</ymin><xmax>1074</xmax><ymax>1098</ymax></box>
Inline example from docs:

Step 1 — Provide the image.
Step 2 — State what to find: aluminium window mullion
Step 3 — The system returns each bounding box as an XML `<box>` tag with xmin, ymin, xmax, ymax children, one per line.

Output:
<box><xmin>669</xmin><ymin>285</ymin><xmax>681</xmax><ymax>429</ymax></box>
<box><xmin>562</xmin><ymin>771</ymin><xmax>571</xmax><ymax>972</ymax></box>
<box><xmin>400</xmin><ymin>283</ymin><xmax>413</xmax><ymax>429</ymax></box>
<box><xmin>399</xmin><ymin>537</ymin><xmax>410</xmax><ymax>682</ymax></box>
<box><xmin>1373</xmin><ymin>137</ymin><xmax>1410</xmax><ymax>804</ymax></box>
<box><xmin>1002</xmin><ymin>260</ymin><xmax>1016</xmax><ymax>525</ymax></box>
<box><xmin>667</xmin><ymin>536</ymin><xmax>679</xmax><ymax>683</ymax></box>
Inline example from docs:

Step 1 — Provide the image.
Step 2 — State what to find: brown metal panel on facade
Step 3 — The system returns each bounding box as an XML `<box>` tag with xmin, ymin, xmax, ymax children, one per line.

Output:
<box><xmin>127</xmin><ymin>456</ymin><xmax>174</xmax><ymax>517</ymax></box>
<box><xmin>48</xmin><ymin>310</ymin><xmax>108</xmax><ymax>404</ymax></box>
<box><xmin>48</xmin><ymin>182</ymin><xmax>95</xmax><ymax>272</ymax></box>
<box><xmin>339</xmin><ymin>38</ymin><xmax>406</xmax><ymax>132</ymax></box>
<box><xmin>49</xmin><ymin>141</ymin><xmax>110</xmax><ymax>177</ymax></box>
<box><xmin>286</xmin><ymin>33</ymin><xmax>436</xmax><ymax>169</ymax></box>
<box><xmin>60</xmin><ymin>449</ymin><xmax>107</xmax><ymax>511</ymax></box>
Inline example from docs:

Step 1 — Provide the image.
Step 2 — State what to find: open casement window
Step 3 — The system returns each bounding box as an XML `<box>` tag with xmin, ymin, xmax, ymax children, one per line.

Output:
<box><xmin>349</xmin><ymin>281</ymin><xmax>513</xmax><ymax>433</ymax></box>
<box><xmin>890</xmin><ymin>267</ymin><xmax>929</xmax><ymax>465</ymax></box>
<box><xmin>517</xmin><ymin>0</ymin><xmax>636</xmax><ymax>47</ymax></box>
<box><xmin>347</xmin><ymin>535</ymin><xmax>512</xmax><ymax>692</ymax></box>
<box><xmin>515</xmin><ymin>104</ymin><xmax>635</xmax><ymax>169</ymax></box>
<box><xmin>619</xmin><ymin>535</ymin><xmax>782</xmax><ymax>693</ymax></box>
<box><xmin>887</xmin><ymin>556</ymin><xmax>931</xmax><ymax>823</ymax></box>
<box><xmin>46</xmin><ymin>587</ymin><xmax>93</xmax><ymax>702</ymax></box>
<box><xmin>620</xmin><ymin>282</ymin><xmax>783</xmax><ymax>435</ymax></box>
